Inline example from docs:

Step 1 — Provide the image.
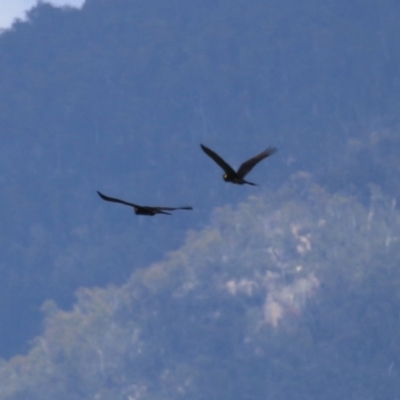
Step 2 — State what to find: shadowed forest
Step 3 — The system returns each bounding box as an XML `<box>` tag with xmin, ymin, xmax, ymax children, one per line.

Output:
<box><xmin>0</xmin><ymin>0</ymin><xmax>400</xmax><ymax>398</ymax></box>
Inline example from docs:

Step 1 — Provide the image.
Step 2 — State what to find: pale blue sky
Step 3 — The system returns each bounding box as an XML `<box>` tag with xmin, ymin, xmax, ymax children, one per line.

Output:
<box><xmin>0</xmin><ymin>0</ymin><xmax>84</xmax><ymax>30</ymax></box>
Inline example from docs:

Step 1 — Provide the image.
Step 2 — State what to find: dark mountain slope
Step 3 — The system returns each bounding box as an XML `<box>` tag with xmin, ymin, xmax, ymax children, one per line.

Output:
<box><xmin>0</xmin><ymin>0</ymin><xmax>399</xmax><ymax>356</ymax></box>
<box><xmin>1</xmin><ymin>178</ymin><xmax>400</xmax><ymax>399</ymax></box>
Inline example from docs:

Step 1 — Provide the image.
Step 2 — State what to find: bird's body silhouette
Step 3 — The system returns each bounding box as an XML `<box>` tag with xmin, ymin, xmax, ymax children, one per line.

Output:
<box><xmin>97</xmin><ymin>191</ymin><xmax>192</xmax><ymax>216</ymax></box>
<box><xmin>200</xmin><ymin>144</ymin><xmax>277</xmax><ymax>186</ymax></box>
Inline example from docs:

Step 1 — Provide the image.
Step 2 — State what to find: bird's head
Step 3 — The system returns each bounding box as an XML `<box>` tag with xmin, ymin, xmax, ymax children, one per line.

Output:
<box><xmin>223</xmin><ymin>173</ymin><xmax>228</xmax><ymax>181</ymax></box>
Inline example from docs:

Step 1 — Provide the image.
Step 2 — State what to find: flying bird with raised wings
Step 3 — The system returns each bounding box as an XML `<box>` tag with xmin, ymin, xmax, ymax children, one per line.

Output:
<box><xmin>200</xmin><ymin>144</ymin><xmax>277</xmax><ymax>186</ymax></box>
<box><xmin>97</xmin><ymin>191</ymin><xmax>193</xmax><ymax>216</ymax></box>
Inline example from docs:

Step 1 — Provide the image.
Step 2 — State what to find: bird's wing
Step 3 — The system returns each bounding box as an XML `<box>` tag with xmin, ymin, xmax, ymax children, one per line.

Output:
<box><xmin>237</xmin><ymin>147</ymin><xmax>277</xmax><ymax>178</ymax></box>
<box><xmin>154</xmin><ymin>209</ymin><xmax>172</xmax><ymax>215</ymax></box>
<box><xmin>97</xmin><ymin>191</ymin><xmax>139</xmax><ymax>208</ymax></box>
<box><xmin>154</xmin><ymin>206</ymin><xmax>193</xmax><ymax>211</ymax></box>
<box><xmin>140</xmin><ymin>207</ymin><xmax>172</xmax><ymax>215</ymax></box>
<box><xmin>200</xmin><ymin>144</ymin><xmax>236</xmax><ymax>175</ymax></box>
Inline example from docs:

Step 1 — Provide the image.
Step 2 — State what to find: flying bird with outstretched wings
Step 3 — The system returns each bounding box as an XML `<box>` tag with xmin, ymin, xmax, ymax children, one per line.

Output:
<box><xmin>200</xmin><ymin>144</ymin><xmax>277</xmax><ymax>186</ymax></box>
<box><xmin>97</xmin><ymin>191</ymin><xmax>193</xmax><ymax>216</ymax></box>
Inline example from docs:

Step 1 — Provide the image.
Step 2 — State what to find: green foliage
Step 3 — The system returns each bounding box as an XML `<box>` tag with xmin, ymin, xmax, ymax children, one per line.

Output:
<box><xmin>318</xmin><ymin>130</ymin><xmax>400</xmax><ymax>203</ymax></box>
<box><xmin>1</xmin><ymin>0</ymin><xmax>400</xmax><ymax>357</ymax></box>
<box><xmin>1</xmin><ymin>175</ymin><xmax>400</xmax><ymax>399</ymax></box>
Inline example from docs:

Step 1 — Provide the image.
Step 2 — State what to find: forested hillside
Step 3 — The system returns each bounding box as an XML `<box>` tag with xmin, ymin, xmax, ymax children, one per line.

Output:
<box><xmin>1</xmin><ymin>177</ymin><xmax>400</xmax><ymax>399</ymax></box>
<box><xmin>0</xmin><ymin>0</ymin><xmax>399</xmax><ymax>369</ymax></box>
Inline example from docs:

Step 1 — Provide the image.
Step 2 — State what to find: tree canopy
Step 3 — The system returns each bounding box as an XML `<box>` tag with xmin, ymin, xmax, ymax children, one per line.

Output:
<box><xmin>0</xmin><ymin>0</ymin><xmax>400</xmax><ymax>378</ymax></box>
<box><xmin>1</xmin><ymin>175</ymin><xmax>400</xmax><ymax>399</ymax></box>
